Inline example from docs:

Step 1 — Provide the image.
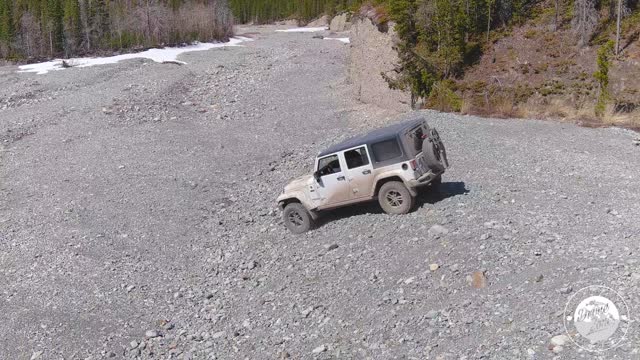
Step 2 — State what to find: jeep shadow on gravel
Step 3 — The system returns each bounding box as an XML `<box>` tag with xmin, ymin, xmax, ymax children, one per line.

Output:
<box><xmin>277</xmin><ymin>115</ymin><xmax>449</xmax><ymax>234</ymax></box>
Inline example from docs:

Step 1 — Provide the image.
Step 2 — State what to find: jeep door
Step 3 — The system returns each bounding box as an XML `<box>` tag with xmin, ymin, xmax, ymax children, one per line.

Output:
<box><xmin>315</xmin><ymin>153</ymin><xmax>352</xmax><ymax>208</ymax></box>
<box><xmin>343</xmin><ymin>146</ymin><xmax>375</xmax><ymax>199</ymax></box>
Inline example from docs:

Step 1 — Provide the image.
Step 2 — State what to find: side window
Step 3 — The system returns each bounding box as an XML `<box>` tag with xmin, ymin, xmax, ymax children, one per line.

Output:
<box><xmin>344</xmin><ymin>147</ymin><xmax>370</xmax><ymax>169</ymax></box>
<box><xmin>317</xmin><ymin>154</ymin><xmax>341</xmax><ymax>176</ymax></box>
<box><xmin>371</xmin><ymin>139</ymin><xmax>402</xmax><ymax>162</ymax></box>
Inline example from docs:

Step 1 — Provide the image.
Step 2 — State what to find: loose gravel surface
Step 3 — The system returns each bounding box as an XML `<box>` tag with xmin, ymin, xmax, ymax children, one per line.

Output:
<box><xmin>1</xmin><ymin>25</ymin><xmax>639</xmax><ymax>360</ymax></box>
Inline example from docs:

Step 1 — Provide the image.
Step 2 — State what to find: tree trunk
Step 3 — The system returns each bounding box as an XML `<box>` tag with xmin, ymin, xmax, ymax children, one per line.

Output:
<box><xmin>465</xmin><ymin>0</ymin><xmax>470</xmax><ymax>42</ymax></box>
<box><xmin>147</xmin><ymin>0</ymin><xmax>152</xmax><ymax>42</ymax></box>
<box><xmin>615</xmin><ymin>0</ymin><xmax>622</xmax><ymax>54</ymax></box>
<box><xmin>486</xmin><ymin>0</ymin><xmax>491</xmax><ymax>43</ymax></box>
<box><xmin>554</xmin><ymin>0</ymin><xmax>559</xmax><ymax>31</ymax></box>
<box><xmin>580</xmin><ymin>0</ymin><xmax>585</xmax><ymax>45</ymax></box>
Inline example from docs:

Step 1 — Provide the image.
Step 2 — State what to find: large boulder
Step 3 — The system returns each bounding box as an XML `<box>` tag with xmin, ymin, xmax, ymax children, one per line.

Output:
<box><xmin>329</xmin><ymin>13</ymin><xmax>351</xmax><ymax>32</ymax></box>
<box><xmin>306</xmin><ymin>15</ymin><xmax>330</xmax><ymax>27</ymax></box>
<box><xmin>275</xmin><ymin>19</ymin><xmax>299</xmax><ymax>26</ymax></box>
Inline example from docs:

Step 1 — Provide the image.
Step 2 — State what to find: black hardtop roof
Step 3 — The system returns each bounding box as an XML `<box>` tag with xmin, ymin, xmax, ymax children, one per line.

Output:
<box><xmin>317</xmin><ymin>116</ymin><xmax>425</xmax><ymax>157</ymax></box>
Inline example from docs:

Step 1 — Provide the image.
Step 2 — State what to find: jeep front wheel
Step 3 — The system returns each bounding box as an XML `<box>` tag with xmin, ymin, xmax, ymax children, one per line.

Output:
<box><xmin>283</xmin><ymin>203</ymin><xmax>314</xmax><ymax>234</ymax></box>
<box><xmin>378</xmin><ymin>181</ymin><xmax>414</xmax><ymax>215</ymax></box>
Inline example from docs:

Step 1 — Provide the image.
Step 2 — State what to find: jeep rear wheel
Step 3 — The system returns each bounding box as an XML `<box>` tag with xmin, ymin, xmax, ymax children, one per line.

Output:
<box><xmin>378</xmin><ymin>181</ymin><xmax>414</xmax><ymax>215</ymax></box>
<box><xmin>283</xmin><ymin>203</ymin><xmax>314</xmax><ymax>234</ymax></box>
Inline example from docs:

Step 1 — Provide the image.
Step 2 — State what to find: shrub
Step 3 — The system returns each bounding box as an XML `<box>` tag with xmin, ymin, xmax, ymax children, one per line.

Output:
<box><xmin>524</xmin><ymin>29</ymin><xmax>538</xmax><ymax>39</ymax></box>
<box><xmin>593</xmin><ymin>40</ymin><xmax>614</xmax><ymax>117</ymax></box>
<box><xmin>426</xmin><ymin>80</ymin><xmax>462</xmax><ymax>112</ymax></box>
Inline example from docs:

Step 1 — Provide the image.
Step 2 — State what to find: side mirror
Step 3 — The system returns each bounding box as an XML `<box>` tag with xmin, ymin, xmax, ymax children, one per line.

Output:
<box><xmin>313</xmin><ymin>170</ymin><xmax>321</xmax><ymax>182</ymax></box>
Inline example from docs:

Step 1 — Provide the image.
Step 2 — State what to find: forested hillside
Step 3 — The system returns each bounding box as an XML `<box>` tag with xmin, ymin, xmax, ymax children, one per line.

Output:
<box><xmin>229</xmin><ymin>0</ymin><xmax>639</xmax><ymax>124</ymax></box>
<box><xmin>0</xmin><ymin>0</ymin><xmax>233</xmax><ymax>60</ymax></box>
<box><xmin>229</xmin><ymin>0</ymin><xmax>364</xmax><ymax>23</ymax></box>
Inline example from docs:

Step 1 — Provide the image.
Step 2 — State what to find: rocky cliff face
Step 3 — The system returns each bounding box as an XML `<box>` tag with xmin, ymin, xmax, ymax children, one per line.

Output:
<box><xmin>347</xmin><ymin>17</ymin><xmax>411</xmax><ymax>112</ymax></box>
<box><xmin>329</xmin><ymin>13</ymin><xmax>351</xmax><ymax>32</ymax></box>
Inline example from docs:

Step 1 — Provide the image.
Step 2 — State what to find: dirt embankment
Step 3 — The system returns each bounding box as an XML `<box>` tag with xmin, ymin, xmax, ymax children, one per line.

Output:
<box><xmin>460</xmin><ymin>20</ymin><xmax>640</xmax><ymax>130</ymax></box>
<box><xmin>347</xmin><ymin>17</ymin><xmax>411</xmax><ymax>112</ymax></box>
<box><xmin>335</xmin><ymin>6</ymin><xmax>640</xmax><ymax>130</ymax></box>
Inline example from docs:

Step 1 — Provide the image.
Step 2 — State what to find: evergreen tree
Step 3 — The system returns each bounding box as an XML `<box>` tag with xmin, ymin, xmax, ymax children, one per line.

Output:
<box><xmin>0</xmin><ymin>0</ymin><xmax>15</xmax><ymax>55</ymax></box>
<box><xmin>63</xmin><ymin>0</ymin><xmax>81</xmax><ymax>54</ymax></box>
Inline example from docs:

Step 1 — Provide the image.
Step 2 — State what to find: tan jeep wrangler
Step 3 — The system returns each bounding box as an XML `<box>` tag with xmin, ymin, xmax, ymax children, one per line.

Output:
<box><xmin>277</xmin><ymin>116</ymin><xmax>448</xmax><ymax>234</ymax></box>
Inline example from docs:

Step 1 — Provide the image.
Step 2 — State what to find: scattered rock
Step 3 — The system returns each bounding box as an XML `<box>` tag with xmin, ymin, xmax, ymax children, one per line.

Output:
<box><xmin>471</xmin><ymin>271</ymin><xmax>487</xmax><ymax>289</ymax></box>
<box><xmin>325</xmin><ymin>243</ymin><xmax>339</xmax><ymax>251</ymax></box>
<box><xmin>429</xmin><ymin>263</ymin><xmax>439</xmax><ymax>271</ymax></box>
<box><xmin>145</xmin><ymin>330</ymin><xmax>160</xmax><ymax>338</ymax></box>
<box><xmin>559</xmin><ymin>286</ymin><xmax>572</xmax><ymax>294</ymax></box>
<box><xmin>550</xmin><ymin>334</ymin><xmax>569</xmax><ymax>347</ymax></box>
<box><xmin>425</xmin><ymin>310</ymin><xmax>439</xmax><ymax>319</ymax></box>
<box><xmin>301</xmin><ymin>306</ymin><xmax>314</xmax><ymax>318</ymax></box>
<box><xmin>483</xmin><ymin>221</ymin><xmax>500</xmax><ymax>229</ymax></box>
<box><xmin>428</xmin><ymin>224</ymin><xmax>449</xmax><ymax>237</ymax></box>
<box><xmin>312</xmin><ymin>344</ymin><xmax>327</xmax><ymax>353</ymax></box>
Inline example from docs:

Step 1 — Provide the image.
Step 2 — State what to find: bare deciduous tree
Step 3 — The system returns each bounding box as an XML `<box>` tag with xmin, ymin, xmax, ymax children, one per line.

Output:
<box><xmin>554</xmin><ymin>0</ymin><xmax>559</xmax><ymax>31</ymax></box>
<box><xmin>572</xmin><ymin>0</ymin><xmax>598</xmax><ymax>47</ymax></box>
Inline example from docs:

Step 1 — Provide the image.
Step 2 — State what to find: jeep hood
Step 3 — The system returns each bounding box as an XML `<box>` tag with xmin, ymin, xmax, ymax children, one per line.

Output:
<box><xmin>284</xmin><ymin>174</ymin><xmax>313</xmax><ymax>191</ymax></box>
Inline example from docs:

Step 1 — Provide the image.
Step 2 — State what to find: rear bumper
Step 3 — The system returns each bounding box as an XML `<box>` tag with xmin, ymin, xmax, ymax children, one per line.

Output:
<box><xmin>407</xmin><ymin>170</ymin><xmax>443</xmax><ymax>189</ymax></box>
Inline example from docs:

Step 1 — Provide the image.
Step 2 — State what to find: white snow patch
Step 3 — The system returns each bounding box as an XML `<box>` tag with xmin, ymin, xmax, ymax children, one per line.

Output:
<box><xmin>275</xmin><ymin>27</ymin><xmax>328</xmax><ymax>33</ymax></box>
<box><xmin>324</xmin><ymin>37</ymin><xmax>350</xmax><ymax>44</ymax></box>
<box><xmin>18</xmin><ymin>36</ymin><xmax>253</xmax><ymax>75</ymax></box>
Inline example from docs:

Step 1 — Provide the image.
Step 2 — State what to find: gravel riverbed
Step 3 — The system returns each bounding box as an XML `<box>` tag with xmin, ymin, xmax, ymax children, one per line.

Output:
<box><xmin>0</xmin><ymin>25</ymin><xmax>639</xmax><ymax>359</ymax></box>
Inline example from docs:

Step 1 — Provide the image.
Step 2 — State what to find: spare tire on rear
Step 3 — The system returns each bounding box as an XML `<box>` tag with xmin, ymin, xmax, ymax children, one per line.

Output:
<box><xmin>422</xmin><ymin>128</ymin><xmax>446</xmax><ymax>172</ymax></box>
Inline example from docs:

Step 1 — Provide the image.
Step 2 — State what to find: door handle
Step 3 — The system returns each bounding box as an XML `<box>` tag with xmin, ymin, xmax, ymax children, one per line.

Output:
<box><xmin>337</xmin><ymin>176</ymin><xmax>345</xmax><ymax>181</ymax></box>
<box><xmin>362</xmin><ymin>169</ymin><xmax>371</xmax><ymax>175</ymax></box>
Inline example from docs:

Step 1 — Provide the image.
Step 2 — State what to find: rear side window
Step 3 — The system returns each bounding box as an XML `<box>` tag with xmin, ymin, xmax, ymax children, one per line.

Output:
<box><xmin>371</xmin><ymin>139</ymin><xmax>402</xmax><ymax>162</ymax></box>
<box><xmin>344</xmin><ymin>147</ymin><xmax>370</xmax><ymax>169</ymax></box>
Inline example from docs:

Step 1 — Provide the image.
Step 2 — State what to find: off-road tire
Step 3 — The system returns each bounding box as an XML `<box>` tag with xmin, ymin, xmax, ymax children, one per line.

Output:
<box><xmin>422</xmin><ymin>129</ymin><xmax>447</xmax><ymax>172</ymax></box>
<box><xmin>283</xmin><ymin>203</ymin><xmax>314</xmax><ymax>234</ymax></box>
<box><xmin>378</xmin><ymin>181</ymin><xmax>414</xmax><ymax>215</ymax></box>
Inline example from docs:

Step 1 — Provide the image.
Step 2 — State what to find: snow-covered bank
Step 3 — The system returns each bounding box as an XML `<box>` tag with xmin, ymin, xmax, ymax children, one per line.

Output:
<box><xmin>275</xmin><ymin>27</ymin><xmax>328</xmax><ymax>33</ymax></box>
<box><xmin>324</xmin><ymin>37</ymin><xmax>350</xmax><ymax>44</ymax></box>
<box><xmin>18</xmin><ymin>37</ymin><xmax>253</xmax><ymax>75</ymax></box>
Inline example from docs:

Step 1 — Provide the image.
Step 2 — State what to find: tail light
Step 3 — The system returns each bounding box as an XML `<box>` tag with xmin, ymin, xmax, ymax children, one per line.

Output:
<box><xmin>409</xmin><ymin>159</ymin><xmax>417</xmax><ymax>170</ymax></box>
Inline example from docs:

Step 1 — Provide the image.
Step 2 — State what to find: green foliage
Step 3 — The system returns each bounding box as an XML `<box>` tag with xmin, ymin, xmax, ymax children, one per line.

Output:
<box><xmin>594</xmin><ymin>40</ymin><xmax>614</xmax><ymax>117</ymax></box>
<box><xmin>228</xmin><ymin>0</ymin><xmax>366</xmax><ymax>24</ymax></box>
<box><xmin>513</xmin><ymin>83</ymin><xmax>534</xmax><ymax>103</ymax></box>
<box><xmin>384</xmin><ymin>0</ymin><xmax>542</xmax><ymax>108</ymax></box>
<box><xmin>0</xmin><ymin>0</ymin><xmax>15</xmax><ymax>43</ymax></box>
<box><xmin>383</xmin><ymin>0</ymin><xmax>437</xmax><ymax>104</ymax></box>
<box><xmin>426</xmin><ymin>80</ymin><xmax>462</xmax><ymax>111</ymax></box>
<box><xmin>523</xmin><ymin>29</ymin><xmax>537</xmax><ymax>38</ymax></box>
<box><xmin>1</xmin><ymin>0</ymin><xmax>234</xmax><ymax>60</ymax></box>
<box><xmin>538</xmin><ymin>79</ymin><xmax>565</xmax><ymax>96</ymax></box>
<box><xmin>50</xmin><ymin>0</ymin><xmax>64</xmax><ymax>52</ymax></box>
